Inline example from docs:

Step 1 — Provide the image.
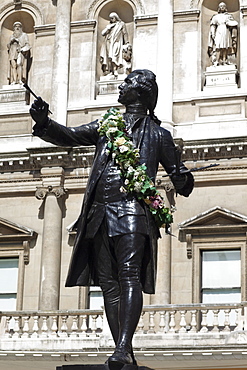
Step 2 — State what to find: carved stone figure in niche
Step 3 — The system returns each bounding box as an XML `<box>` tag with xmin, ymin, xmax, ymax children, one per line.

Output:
<box><xmin>208</xmin><ymin>2</ymin><xmax>238</xmax><ymax>66</ymax></box>
<box><xmin>122</xmin><ymin>43</ymin><xmax>132</xmax><ymax>75</ymax></box>
<box><xmin>100</xmin><ymin>12</ymin><xmax>131</xmax><ymax>77</ymax></box>
<box><xmin>7</xmin><ymin>21</ymin><xmax>31</xmax><ymax>85</ymax></box>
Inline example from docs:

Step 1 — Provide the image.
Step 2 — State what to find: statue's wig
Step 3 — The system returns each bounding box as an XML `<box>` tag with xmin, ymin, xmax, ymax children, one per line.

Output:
<box><xmin>129</xmin><ymin>69</ymin><xmax>160</xmax><ymax>124</ymax></box>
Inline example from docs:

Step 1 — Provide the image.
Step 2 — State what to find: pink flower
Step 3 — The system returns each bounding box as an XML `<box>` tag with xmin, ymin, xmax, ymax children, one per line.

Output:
<box><xmin>151</xmin><ymin>200</ymin><xmax>160</xmax><ymax>209</ymax></box>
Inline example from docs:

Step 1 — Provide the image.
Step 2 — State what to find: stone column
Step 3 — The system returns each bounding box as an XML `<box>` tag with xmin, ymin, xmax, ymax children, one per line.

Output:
<box><xmin>151</xmin><ymin>233</ymin><xmax>171</xmax><ymax>305</ymax></box>
<box><xmin>36</xmin><ymin>167</ymin><xmax>66</xmax><ymax>310</ymax></box>
<box><xmin>155</xmin><ymin>0</ymin><xmax>174</xmax><ymax>130</ymax></box>
<box><xmin>51</xmin><ymin>0</ymin><xmax>72</xmax><ymax>126</ymax></box>
<box><xmin>240</xmin><ymin>7</ymin><xmax>247</xmax><ymax>90</ymax></box>
<box><xmin>151</xmin><ymin>182</ymin><xmax>174</xmax><ymax>306</ymax></box>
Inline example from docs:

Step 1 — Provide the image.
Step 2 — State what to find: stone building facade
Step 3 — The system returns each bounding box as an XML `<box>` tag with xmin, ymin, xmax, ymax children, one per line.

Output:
<box><xmin>1</xmin><ymin>0</ymin><xmax>247</xmax><ymax>370</ymax></box>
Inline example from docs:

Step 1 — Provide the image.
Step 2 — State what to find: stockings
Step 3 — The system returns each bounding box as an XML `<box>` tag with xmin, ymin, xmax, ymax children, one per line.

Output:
<box><xmin>93</xmin><ymin>227</ymin><xmax>147</xmax><ymax>358</ymax></box>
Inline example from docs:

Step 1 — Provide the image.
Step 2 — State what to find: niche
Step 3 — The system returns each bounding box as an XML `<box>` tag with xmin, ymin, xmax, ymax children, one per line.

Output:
<box><xmin>201</xmin><ymin>0</ymin><xmax>240</xmax><ymax>90</ymax></box>
<box><xmin>96</xmin><ymin>0</ymin><xmax>134</xmax><ymax>96</ymax></box>
<box><xmin>0</xmin><ymin>11</ymin><xmax>34</xmax><ymax>88</ymax></box>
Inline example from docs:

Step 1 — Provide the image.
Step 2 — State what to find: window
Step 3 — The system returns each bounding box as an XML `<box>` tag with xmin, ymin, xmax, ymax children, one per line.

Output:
<box><xmin>201</xmin><ymin>249</ymin><xmax>241</xmax><ymax>304</ymax></box>
<box><xmin>178</xmin><ymin>206</ymin><xmax>247</xmax><ymax>303</ymax></box>
<box><xmin>88</xmin><ymin>286</ymin><xmax>103</xmax><ymax>310</ymax></box>
<box><xmin>0</xmin><ymin>217</ymin><xmax>37</xmax><ymax>311</ymax></box>
<box><xmin>0</xmin><ymin>257</ymin><xmax>19</xmax><ymax>311</ymax></box>
<box><xmin>88</xmin><ymin>287</ymin><xmax>104</xmax><ymax>329</ymax></box>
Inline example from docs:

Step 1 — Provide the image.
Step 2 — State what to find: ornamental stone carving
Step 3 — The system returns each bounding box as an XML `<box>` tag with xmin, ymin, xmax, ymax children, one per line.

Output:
<box><xmin>208</xmin><ymin>2</ymin><xmax>238</xmax><ymax>66</ymax></box>
<box><xmin>7</xmin><ymin>21</ymin><xmax>31</xmax><ymax>85</ymax></box>
<box><xmin>100</xmin><ymin>12</ymin><xmax>131</xmax><ymax>78</ymax></box>
<box><xmin>35</xmin><ymin>185</ymin><xmax>67</xmax><ymax>200</ymax></box>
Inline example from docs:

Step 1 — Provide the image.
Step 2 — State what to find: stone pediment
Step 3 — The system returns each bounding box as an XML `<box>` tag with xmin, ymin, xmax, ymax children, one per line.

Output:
<box><xmin>179</xmin><ymin>206</ymin><xmax>247</xmax><ymax>240</ymax></box>
<box><xmin>179</xmin><ymin>207</ymin><xmax>247</xmax><ymax>259</ymax></box>
<box><xmin>180</xmin><ymin>206</ymin><xmax>247</xmax><ymax>227</ymax></box>
<box><xmin>0</xmin><ymin>218</ymin><xmax>37</xmax><ymax>264</ymax></box>
<box><xmin>0</xmin><ymin>217</ymin><xmax>36</xmax><ymax>240</ymax></box>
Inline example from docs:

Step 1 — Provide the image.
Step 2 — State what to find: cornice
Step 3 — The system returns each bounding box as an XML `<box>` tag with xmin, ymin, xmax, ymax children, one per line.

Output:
<box><xmin>0</xmin><ymin>137</ymin><xmax>247</xmax><ymax>173</ymax></box>
<box><xmin>134</xmin><ymin>14</ymin><xmax>158</xmax><ymax>27</ymax></box>
<box><xmin>241</xmin><ymin>6</ymin><xmax>247</xmax><ymax>17</ymax></box>
<box><xmin>178</xmin><ymin>136</ymin><xmax>247</xmax><ymax>161</ymax></box>
<box><xmin>174</xmin><ymin>9</ymin><xmax>200</xmax><ymax>23</ymax></box>
<box><xmin>0</xmin><ymin>146</ymin><xmax>95</xmax><ymax>173</ymax></box>
<box><xmin>34</xmin><ymin>20</ymin><xmax>96</xmax><ymax>37</ymax></box>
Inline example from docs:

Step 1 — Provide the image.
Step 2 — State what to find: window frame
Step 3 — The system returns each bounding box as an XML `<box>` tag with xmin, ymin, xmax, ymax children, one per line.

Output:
<box><xmin>193</xmin><ymin>242</ymin><xmax>245</xmax><ymax>304</ymax></box>
<box><xmin>0</xmin><ymin>245</ymin><xmax>26</xmax><ymax>310</ymax></box>
<box><xmin>178</xmin><ymin>206</ymin><xmax>247</xmax><ymax>304</ymax></box>
<box><xmin>0</xmin><ymin>255</ymin><xmax>20</xmax><ymax>310</ymax></box>
<box><xmin>0</xmin><ymin>217</ymin><xmax>37</xmax><ymax>311</ymax></box>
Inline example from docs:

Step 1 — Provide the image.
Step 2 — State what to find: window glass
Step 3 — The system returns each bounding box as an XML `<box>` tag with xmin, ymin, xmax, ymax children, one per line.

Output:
<box><xmin>88</xmin><ymin>287</ymin><xmax>103</xmax><ymax>329</ymax></box>
<box><xmin>0</xmin><ymin>258</ymin><xmax>19</xmax><ymax>311</ymax></box>
<box><xmin>202</xmin><ymin>250</ymin><xmax>241</xmax><ymax>326</ymax></box>
<box><xmin>202</xmin><ymin>250</ymin><xmax>241</xmax><ymax>290</ymax></box>
<box><xmin>88</xmin><ymin>286</ymin><xmax>103</xmax><ymax>309</ymax></box>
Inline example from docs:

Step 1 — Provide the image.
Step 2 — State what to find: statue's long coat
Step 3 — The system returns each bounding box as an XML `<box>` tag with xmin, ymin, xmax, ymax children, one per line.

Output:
<box><xmin>100</xmin><ymin>20</ymin><xmax>128</xmax><ymax>71</ymax></box>
<box><xmin>7</xmin><ymin>32</ymin><xmax>30</xmax><ymax>82</ymax></box>
<box><xmin>33</xmin><ymin>116</ymin><xmax>193</xmax><ymax>294</ymax></box>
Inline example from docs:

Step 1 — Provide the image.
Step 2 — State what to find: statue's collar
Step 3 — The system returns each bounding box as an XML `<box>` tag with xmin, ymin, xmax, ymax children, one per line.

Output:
<box><xmin>123</xmin><ymin>104</ymin><xmax>147</xmax><ymax>131</ymax></box>
<box><xmin>124</xmin><ymin>103</ymin><xmax>147</xmax><ymax>116</ymax></box>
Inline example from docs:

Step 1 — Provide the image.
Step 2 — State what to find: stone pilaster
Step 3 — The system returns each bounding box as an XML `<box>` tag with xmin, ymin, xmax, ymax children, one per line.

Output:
<box><xmin>36</xmin><ymin>167</ymin><xmax>66</xmax><ymax>310</ymax></box>
<box><xmin>240</xmin><ymin>6</ymin><xmax>247</xmax><ymax>90</ymax></box>
<box><xmin>151</xmin><ymin>181</ymin><xmax>174</xmax><ymax>306</ymax></box>
<box><xmin>51</xmin><ymin>0</ymin><xmax>72</xmax><ymax>126</ymax></box>
<box><xmin>156</xmin><ymin>0</ymin><xmax>174</xmax><ymax>130</ymax></box>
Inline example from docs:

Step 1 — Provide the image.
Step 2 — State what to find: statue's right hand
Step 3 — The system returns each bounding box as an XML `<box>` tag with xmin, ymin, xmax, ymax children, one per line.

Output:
<box><xmin>30</xmin><ymin>97</ymin><xmax>49</xmax><ymax>126</ymax></box>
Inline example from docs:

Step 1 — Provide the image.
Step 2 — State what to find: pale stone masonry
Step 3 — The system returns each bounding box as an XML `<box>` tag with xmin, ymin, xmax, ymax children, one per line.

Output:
<box><xmin>0</xmin><ymin>1</ymin><xmax>247</xmax><ymax>370</ymax></box>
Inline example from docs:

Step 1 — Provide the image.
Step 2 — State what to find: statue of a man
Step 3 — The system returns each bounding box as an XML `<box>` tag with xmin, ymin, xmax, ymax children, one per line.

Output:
<box><xmin>29</xmin><ymin>69</ymin><xmax>194</xmax><ymax>368</ymax></box>
<box><xmin>7</xmin><ymin>21</ymin><xmax>31</xmax><ymax>85</ymax></box>
<box><xmin>100</xmin><ymin>12</ymin><xmax>129</xmax><ymax>77</ymax></box>
<box><xmin>122</xmin><ymin>43</ymin><xmax>132</xmax><ymax>75</ymax></box>
<box><xmin>208</xmin><ymin>2</ymin><xmax>238</xmax><ymax>66</ymax></box>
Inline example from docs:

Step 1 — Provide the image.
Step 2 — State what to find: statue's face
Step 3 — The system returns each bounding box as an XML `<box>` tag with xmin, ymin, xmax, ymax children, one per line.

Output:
<box><xmin>14</xmin><ymin>23</ymin><xmax>22</xmax><ymax>33</ymax></box>
<box><xmin>110</xmin><ymin>15</ymin><xmax>117</xmax><ymax>23</ymax></box>
<box><xmin>118</xmin><ymin>73</ymin><xmax>140</xmax><ymax>106</ymax></box>
<box><xmin>218</xmin><ymin>2</ymin><xmax>227</xmax><ymax>13</ymax></box>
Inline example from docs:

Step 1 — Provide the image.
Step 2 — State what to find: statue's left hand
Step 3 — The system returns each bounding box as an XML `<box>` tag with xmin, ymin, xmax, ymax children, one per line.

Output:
<box><xmin>171</xmin><ymin>173</ymin><xmax>187</xmax><ymax>190</ymax></box>
<box><xmin>30</xmin><ymin>97</ymin><xmax>49</xmax><ymax>126</ymax></box>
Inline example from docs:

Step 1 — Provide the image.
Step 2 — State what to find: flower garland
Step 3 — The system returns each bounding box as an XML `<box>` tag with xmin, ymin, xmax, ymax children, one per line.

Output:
<box><xmin>98</xmin><ymin>107</ymin><xmax>173</xmax><ymax>229</ymax></box>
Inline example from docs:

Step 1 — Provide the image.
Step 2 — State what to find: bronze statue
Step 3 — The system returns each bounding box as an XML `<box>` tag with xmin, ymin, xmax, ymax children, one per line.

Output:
<box><xmin>30</xmin><ymin>69</ymin><xmax>194</xmax><ymax>369</ymax></box>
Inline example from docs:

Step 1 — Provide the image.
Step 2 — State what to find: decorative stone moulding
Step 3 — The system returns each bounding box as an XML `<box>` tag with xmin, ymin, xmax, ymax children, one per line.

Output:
<box><xmin>35</xmin><ymin>185</ymin><xmax>67</xmax><ymax>200</ymax></box>
<box><xmin>97</xmin><ymin>77</ymin><xmax>126</xmax><ymax>96</ymax></box>
<box><xmin>179</xmin><ymin>206</ymin><xmax>247</xmax><ymax>259</ymax></box>
<box><xmin>0</xmin><ymin>85</ymin><xmax>29</xmax><ymax>112</ymax></box>
<box><xmin>0</xmin><ymin>217</ymin><xmax>37</xmax><ymax>265</ymax></box>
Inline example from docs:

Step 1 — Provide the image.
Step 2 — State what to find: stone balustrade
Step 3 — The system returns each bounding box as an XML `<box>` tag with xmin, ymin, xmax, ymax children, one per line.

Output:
<box><xmin>1</xmin><ymin>302</ymin><xmax>247</xmax><ymax>369</ymax></box>
<box><xmin>137</xmin><ymin>302</ymin><xmax>245</xmax><ymax>334</ymax></box>
<box><xmin>0</xmin><ymin>302</ymin><xmax>246</xmax><ymax>343</ymax></box>
<box><xmin>0</xmin><ymin>309</ymin><xmax>104</xmax><ymax>339</ymax></box>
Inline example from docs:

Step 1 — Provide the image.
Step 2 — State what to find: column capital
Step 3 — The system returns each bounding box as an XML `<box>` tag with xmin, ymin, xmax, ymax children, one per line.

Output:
<box><xmin>35</xmin><ymin>185</ymin><xmax>67</xmax><ymax>200</ymax></box>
